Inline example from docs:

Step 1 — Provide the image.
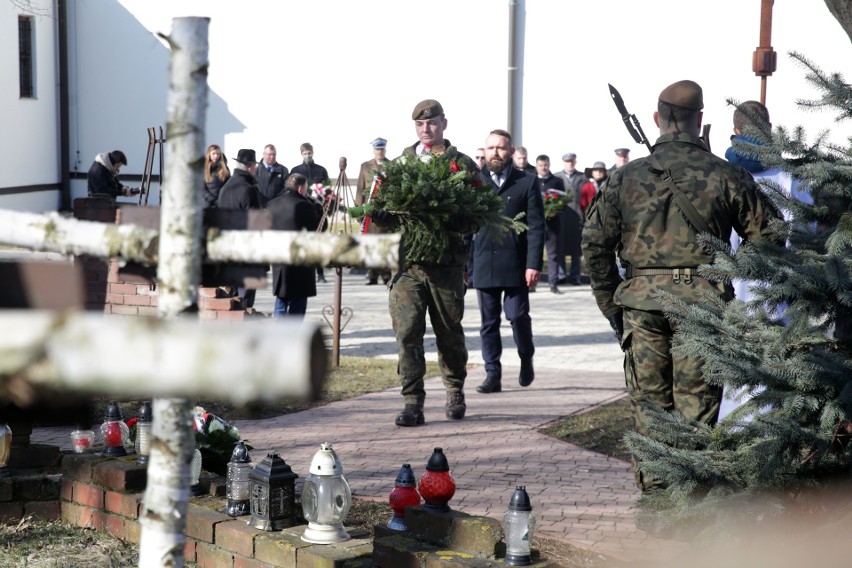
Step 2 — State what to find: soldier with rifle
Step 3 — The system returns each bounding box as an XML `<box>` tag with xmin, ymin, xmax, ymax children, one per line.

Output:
<box><xmin>582</xmin><ymin>80</ymin><xmax>782</xmax><ymax>491</ymax></box>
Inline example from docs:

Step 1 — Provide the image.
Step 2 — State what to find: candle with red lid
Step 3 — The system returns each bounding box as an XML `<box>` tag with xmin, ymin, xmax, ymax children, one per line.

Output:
<box><xmin>100</xmin><ymin>401</ymin><xmax>129</xmax><ymax>457</ymax></box>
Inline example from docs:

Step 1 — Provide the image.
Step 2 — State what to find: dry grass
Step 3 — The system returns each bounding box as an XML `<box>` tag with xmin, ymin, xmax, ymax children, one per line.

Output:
<box><xmin>540</xmin><ymin>395</ymin><xmax>633</xmax><ymax>462</ymax></box>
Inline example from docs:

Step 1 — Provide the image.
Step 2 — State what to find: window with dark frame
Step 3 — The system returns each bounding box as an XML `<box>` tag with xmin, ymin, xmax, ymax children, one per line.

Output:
<box><xmin>19</xmin><ymin>15</ymin><xmax>34</xmax><ymax>99</ymax></box>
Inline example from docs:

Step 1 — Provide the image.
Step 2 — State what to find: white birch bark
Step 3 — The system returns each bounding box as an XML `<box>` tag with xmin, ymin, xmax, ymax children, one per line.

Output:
<box><xmin>0</xmin><ymin>209</ymin><xmax>159</xmax><ymax>264</ymax></box>
<box><xmin>206</xmin><ymin>230</ymin><xmax>399</xmax><ymax>269</ymax></box>
<box><xmin>139</xmin><ymin>18</ymin><xmax>208</xmax><ymax>568</ymax></box>
<box><xmin>0</xmin><ymin>311</ymin><xmax>324</xmax><ymax>405</ymax></box>
<box><xmin>0</xmin><ymin>208</ymin><xmax>399</xmax><ymax>269</ymax></box>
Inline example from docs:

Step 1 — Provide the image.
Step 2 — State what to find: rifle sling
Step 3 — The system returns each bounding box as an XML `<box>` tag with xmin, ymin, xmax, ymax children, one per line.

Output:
<box><xmin>646</xmin><ymin>153</ymin><xmax>713</xmax><ymax>235</ymax></box>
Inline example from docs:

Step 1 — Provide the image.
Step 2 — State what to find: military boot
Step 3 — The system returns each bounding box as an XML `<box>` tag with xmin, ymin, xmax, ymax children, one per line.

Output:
<box><xmin>395</xmin><ymin>404</ymin><xmax>425</xmax><ymax>427</ymax></box>
<box><xmin>445</xmin><ymin>391</ymin><xmax>466</xmax><ymax>420</ymax></box>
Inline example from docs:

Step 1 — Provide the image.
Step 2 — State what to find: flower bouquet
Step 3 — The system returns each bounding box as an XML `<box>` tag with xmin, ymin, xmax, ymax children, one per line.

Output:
<box><xmin>311</xmin><ymin>181</ymin><xmax>336</xmax><ymax>206</ymax></box>
<box><xmin>543</xmin><ymin>189</ymin><xmax>570</xmax><ymax>219</ymax></box>
<box><xmin>348</xmin><ymin>153</ymin><xmax>525</xmax><ymax>264</ymax></box>
<box><xmin>192</xmin><ymin>406</ymin><xmax>251</xmax><ymax>476</ymax></box>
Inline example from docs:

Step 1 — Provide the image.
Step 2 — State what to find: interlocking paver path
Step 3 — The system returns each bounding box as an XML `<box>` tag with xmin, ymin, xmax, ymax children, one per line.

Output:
<box><xmin>33</xmin><ymin>269</ymin><xmax>681</xmax><ymax>559</ymax></box>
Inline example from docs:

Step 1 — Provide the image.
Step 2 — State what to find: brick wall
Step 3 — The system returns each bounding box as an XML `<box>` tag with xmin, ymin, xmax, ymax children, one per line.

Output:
<box><xmin>72</xmin><ymin>198</ymin><xmax>257</xmax><ymax>319</ymax></box>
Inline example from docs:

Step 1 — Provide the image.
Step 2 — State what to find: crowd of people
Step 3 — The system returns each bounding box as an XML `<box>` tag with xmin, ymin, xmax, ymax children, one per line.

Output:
<box><xmin>87</xmin><ymin>82</ymin><xmax>790</xmax><ymax>496</ymax></box>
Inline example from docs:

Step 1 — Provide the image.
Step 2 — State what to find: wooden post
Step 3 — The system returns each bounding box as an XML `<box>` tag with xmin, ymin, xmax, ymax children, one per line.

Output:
<box><xmin>753</xmin><ymin>0</ymin><xmax>777</xmax><ymax>105</ymax></box>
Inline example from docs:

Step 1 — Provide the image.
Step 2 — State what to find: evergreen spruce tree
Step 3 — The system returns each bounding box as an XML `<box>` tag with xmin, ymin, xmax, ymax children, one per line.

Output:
<box><xmin>625</xmin><ymin>49</ymin><xmax>852</xmax><ymax>536</ymax></box>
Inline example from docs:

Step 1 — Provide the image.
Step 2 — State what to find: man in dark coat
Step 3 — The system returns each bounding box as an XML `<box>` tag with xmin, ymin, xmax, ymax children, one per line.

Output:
<box><xmin>554</xmin><ymin>153</ymin><xmax>585</xmax><ymax>285</ymax></box>
<box><xmin>266</xmin><ymin>173</ymin><xmax>324</xmax><ymax>318</ymax></box>
<box><xmin>217</xmin><ymin>149</ymin><xmax>261</xmax><ymax>209</ymax></box>
<box><xmin>291</xmin><ymin>141</ymin><xmax>330</xmax><ymax>283</ymax></box>
<box><xmin>217</xmin><ymin>149</ymin><xmax>261</xmax><ymax>307</ymax></box>
<box><xmin>87</xmin><ymin>150</ymin><xmax>139</xmax><ymax>198</ymax></box>
<box><xmin>255</xmin><ymin>144</ymin><xmax>289</xmax><ymax>207</ymax></box>
<box><xmin>472</xmin><ymin>129</ymin><xmax>545</xmax><ymax>394</ymax></box>
<box><xmin>535</xmin><ymin>154</ymin><xmax>569</xmax><ymax>294</ymax></box>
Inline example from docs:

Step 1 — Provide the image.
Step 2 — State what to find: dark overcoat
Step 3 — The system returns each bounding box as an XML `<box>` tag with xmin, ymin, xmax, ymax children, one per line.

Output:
<box><xmin>472</xmin><ymin>167</ymin><xmax>545</xmax><ymax>288</ymax></box>
<box><xmin>267</xmin><ymin>189</ymin><xmax>323</xmax><ymax>299</ymax></box>
<box><xmin>217</xmin><ymin>169</ymin><xmax>261</xmax><ymax>209</ymax></box>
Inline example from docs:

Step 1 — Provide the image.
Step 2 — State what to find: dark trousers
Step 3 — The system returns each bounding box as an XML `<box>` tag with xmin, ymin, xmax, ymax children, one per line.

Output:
<box><xmin>545</xmin><ymin>223</ymin><xmax>560</xmax><ymax>285</ymax></box>
<box><xmin>476</xmin><ymin>286</ymin><xmax>534</xmax><ymax>379</ymax></box>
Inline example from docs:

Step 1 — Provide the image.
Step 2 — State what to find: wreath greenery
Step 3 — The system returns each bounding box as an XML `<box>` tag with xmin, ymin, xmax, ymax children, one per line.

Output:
<box><xmin>348</xmin><ymin>153</ymin><xmax>525</xmax><ymax>263</ymax></box>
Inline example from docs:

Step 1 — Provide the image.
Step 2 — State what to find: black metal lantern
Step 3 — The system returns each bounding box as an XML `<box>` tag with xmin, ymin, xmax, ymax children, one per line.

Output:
<box><xmin>248</xmin><ymin>452</ymin><xmax>299</xmax><ymax>531</ymax></box>
<box><xmin>225</xmin><ymin>441</ymin><xmax>252</xmax><ymax>517</ymax></box>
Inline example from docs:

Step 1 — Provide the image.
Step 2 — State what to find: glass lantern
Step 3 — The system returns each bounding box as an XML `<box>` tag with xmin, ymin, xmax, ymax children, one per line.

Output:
<box><xmin>100</xmin><ymin>402</ymin><xmax>129</xmax><ymax>457</ymax></box>
<box><xmin>135</xmin><ymin>402</ymin><xmax>153</xmax><ymax>465</ymax></box>
<box><xmin>388</xmin><ymin>463</ymin><xmax>420</xmax><ymax>531</ymax></box>
<box><xmin>248</xmin><ymin>452</ymin><xmax>299</xmax><ymax>531</ymax></box>
<box><xmin>503</xmin><ymin>485</ymin><xmax>536</xmax><ymax>566</ymax></box>
<box><xmin>225</xmin><ymin>441</ymin><xmax>252</xmax><ymax>517</ymax></box>
<box><xmin>417</xmin><ymin>447</ymin><xmax>455</xmax><ymax>513</ymax></box>
<box><xmin>70</xmin><ymin>426</ymin><xmax>95</xmax><ymax>454</ymax></box>
<box><xmin>301</xmin><ymin>442</ymin><xmax>352</xmax><ymax>544</ymax></box>
<box><xmin>190</xmin><ymin>446</ymin><xmax>204</xmax><ymax>496</ymax></box>
<box><xmin>0</xmin><ymin>424</ymin><xmax>11</xmax><ymax>480</ymax></box>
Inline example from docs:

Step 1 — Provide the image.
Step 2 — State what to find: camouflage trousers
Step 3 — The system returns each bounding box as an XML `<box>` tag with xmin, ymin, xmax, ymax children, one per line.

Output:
<box><xmin>622</xmin><ymin>308</ymin><xmax>722</xmax><ymax>489</ymax></box>
<box><xmin>388</xmin><ymin>264</ymin><xmax>468</xmax><ymax>406</ymax></box>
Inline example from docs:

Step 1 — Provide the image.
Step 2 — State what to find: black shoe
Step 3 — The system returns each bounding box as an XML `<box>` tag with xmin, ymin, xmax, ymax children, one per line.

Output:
<box><xmin>445</xmin><ymin>392</ymin><xmax>466</xmax><ymax>420</ymax></box>
<box><xmin>529</xmin><ymin>286</ymin><xmax>537</xmax><ymax>293</ymax></box>
<box><xmin>395</xmin><ymin>404</ymin><xmax>425</xmax><ymax>427</ymax></box>
<box><xmin>566</xmin><ymin>278</ymin><xmax>581</xmax><ymax>286</ymax></box>
<box><xmin>366</xmin><ymin>279</ymin><xmax>378</xmax><ymax>285</ymax></box>
<box><xmin>550</xmin><ymin>285</ymin><xmax>564</xmax><ymax>295</ymax></box>
<box><xmin>476</xmin><ymin>376</ymin><xmax>502</xmax><ymax>394</ymax></box>
<box><xmin>519</xmin><ymin>359</ymin><xmax>534</xmax><ymax>387</ymax></box>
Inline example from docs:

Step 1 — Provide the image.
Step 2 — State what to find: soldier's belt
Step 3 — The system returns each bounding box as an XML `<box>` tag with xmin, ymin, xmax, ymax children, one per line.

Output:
<box><xmin>625</xmin><ymin>267</ymin><xmax>698</xmax><ymax>283</ymax></box>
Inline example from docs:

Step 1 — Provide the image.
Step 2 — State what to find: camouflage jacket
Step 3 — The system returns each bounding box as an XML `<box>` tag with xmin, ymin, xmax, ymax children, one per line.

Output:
<box><xmin>581</xmin><ymin>132</ymin><xmax>782</xmax><ymax>317</ymax></box>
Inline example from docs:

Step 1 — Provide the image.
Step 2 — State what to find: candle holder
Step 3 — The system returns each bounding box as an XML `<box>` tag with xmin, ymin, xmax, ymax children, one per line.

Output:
<box><xmin>503</xmin><ymin>485</ymin><xmax>536</xmax><ymax>566</ymax></box>
<box><xmin>190</xmin><ymin>446</ymin><xmax>204</xmax><ymax>496</ymax></box>
<box><xmin>70</xmin><ymin>426</ymin><xmax>95</xmax><ymax>454</ymax></box>
<box><xmin>248</xmin><ymin>452</ymin><xmax>299</xmax><ymax>531</ymax></box>
<box><xmin>388</xmin><ymin>463</ymin><xmax>420</xmax><ymax>531</ymax></box>
<box><xmin>225</xmin><ymin>441</ymin><xmax>252</xmax><ymax>517</ymax></box>
<box><xmin>100</xmin><ymin>402</ymin><xmax>129</xmax><ymax>457</ymax></box>
<box><xmin>301</xmin><ymin>442</ymin><xmax>352</xmax><ymax>544</ymax></box>
<box><xmin>417</xmin><ymin>448</ymin><xmax>455</xmax><ymax>513</ymax></box>
<box><xmin>135</xmin><ymin>402</ymin><xmax>153</xmax><ymax>465</ymax></box>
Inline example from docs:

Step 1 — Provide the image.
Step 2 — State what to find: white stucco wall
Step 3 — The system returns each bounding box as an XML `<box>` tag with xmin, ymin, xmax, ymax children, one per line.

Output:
<box><xmin>0</xmin><ymin>0</ymin><xmax>60</xmax><ymax>211</ymax></box>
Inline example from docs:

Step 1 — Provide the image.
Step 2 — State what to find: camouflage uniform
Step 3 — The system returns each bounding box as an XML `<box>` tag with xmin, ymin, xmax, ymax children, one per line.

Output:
<box><xmin>582</xmin><ymin>131</ymin><xmax>782</xmax><ymax>488</ymax></box>
<box><xmin>389</xmin><ymin>142</ymin><xmax>476</xmax><ymax>414</ymax></box>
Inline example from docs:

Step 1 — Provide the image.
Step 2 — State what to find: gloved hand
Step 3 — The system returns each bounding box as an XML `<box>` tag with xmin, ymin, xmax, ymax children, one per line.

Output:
<box><xmin>606</xmin><ymin>310</ymin><xmax>624</xmax><ymax>344</ymax></box>
<box><xmin>123</xmin><ymin>187</ymin><xmax>141</xmax><ymax>197</ymax></box>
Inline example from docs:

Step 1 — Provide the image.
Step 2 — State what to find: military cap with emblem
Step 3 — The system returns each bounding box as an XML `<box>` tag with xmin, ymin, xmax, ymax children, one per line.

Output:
<box><xmin>561</xmin><ymin>152</ymin><xmax>577</xmax><ymax>161</ymax></box>
<box><xmin>411</xmin><ymin>99</ymin><xmax>444</xmax><ymax>120</ymax></box>
<box><xmin>658</xmin><ymin>80</ymin><xmax>704</xmax><ymax>110</ymax></box>
<box><xmin>614</xmin><ymin>148</ymin><xmax>630</xmax><ymax>156</ymax></box>
<box><xmin>371</xmin><ymin>137</ymin><xmax>387</xmax><ymax>149</ymax></box>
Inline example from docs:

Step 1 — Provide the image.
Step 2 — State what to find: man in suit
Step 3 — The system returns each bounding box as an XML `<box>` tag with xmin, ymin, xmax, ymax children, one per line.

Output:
<box><xmin>255</xmin><ymin>144</ymin><xmax>289</xmax><ymax>207</ymax></box>
<box><xmin>554</xmin><ymin>153</ymin><xmax>585</xmax><ymax>285</ymax></box>
<box><xmin>266</xmin><ymin>173</ymin><xmax>324</xmax><ymax>318</ymax></box>
<box><xmin>472</xmin><ymin>129</ymin><xmax>545</xmax><ymax>394</ymax></box>
<box><xmin>356</xmin><ymin>137</ymin><xmax>392</xmax><ymax>285</ymax></box>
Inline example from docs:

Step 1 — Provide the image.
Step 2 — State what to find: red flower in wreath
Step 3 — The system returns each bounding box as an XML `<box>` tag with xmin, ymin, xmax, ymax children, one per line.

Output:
<box><xmin>449</xmin><ymin>161</ymin><xmax>460</xmax><ymax>173</ymax></box>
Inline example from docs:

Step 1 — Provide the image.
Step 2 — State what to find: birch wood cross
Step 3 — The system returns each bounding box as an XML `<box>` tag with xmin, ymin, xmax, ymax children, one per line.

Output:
<box><xmin>0</xmin><ymin>17</ymin><xmax>395</xmax><ymax>568</ymax></box>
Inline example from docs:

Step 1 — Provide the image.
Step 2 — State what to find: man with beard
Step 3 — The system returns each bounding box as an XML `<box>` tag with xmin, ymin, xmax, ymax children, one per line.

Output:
<box><xmin>472</xmin><ymin>129</ymin><xmax>545</xmax><ymax>394</ymax></box>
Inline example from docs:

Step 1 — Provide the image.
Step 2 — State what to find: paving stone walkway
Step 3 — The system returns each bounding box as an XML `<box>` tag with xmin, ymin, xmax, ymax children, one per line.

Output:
<box><xmin>32</xmin><ymin>269</ymin><xmax>681</xmax><ymax>560</ymax></box>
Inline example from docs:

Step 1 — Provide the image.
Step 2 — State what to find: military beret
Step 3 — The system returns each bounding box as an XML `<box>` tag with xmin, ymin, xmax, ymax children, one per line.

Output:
<box><xmin>411</xmin><ymin>99</ymin><xmax>444</xmax><ymax>120</ymax></box>
<box><xmin>561</xmin><ymin>153</ymin><xmax>577</xmax><ymax>161</ymax></box>
<box><xmin>658</xmin><ymin>80</ymin><xmax>704</xmax><ymax>110</ymax></box>
<box><xmin>371</xmin><ymin>138</ymin><xmax>387</xmax><ymax>149</ymax></box>
<box><xmin>614</xmin><ymin>148</ymin><xmax>630</xmax><ymax>156</ymax></box>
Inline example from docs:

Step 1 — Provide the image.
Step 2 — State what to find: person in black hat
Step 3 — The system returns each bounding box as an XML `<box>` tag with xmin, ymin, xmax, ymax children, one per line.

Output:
<box><xmin>217</xmin><ymin>148</ymin><xmax>262</xmax><ymax>308</ymax></box>
<box><xmin>580</xmin><ymin>161</ymin><xmax>608</xmax><ymax>214</ymax></box>
<box><xmin>608</xmin><ymin>148</ymin><xmax>630</xmax><ymax>175</ymax></box>
<box><xmin>356</xmin><ymin>137</ymin><xmax>392</xmax><ymax>285</ymax></box>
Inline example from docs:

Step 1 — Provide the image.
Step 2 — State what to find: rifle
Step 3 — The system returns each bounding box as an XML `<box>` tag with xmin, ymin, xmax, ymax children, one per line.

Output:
<box><xmin>609</xmin><ymin>83</ymin><xmax>712</xmax><ymax>152</ymax></box>
<box><xmin>607</xmin><ymin>83</ymin><xmax>713</xmax><ymax>236</ymax></box>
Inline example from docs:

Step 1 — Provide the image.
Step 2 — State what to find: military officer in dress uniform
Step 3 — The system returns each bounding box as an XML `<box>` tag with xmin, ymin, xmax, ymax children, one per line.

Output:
<box><xmin>356</xmin><ymin>137</ymin><xmax>392</xmax><ymax>285</ymax></box>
